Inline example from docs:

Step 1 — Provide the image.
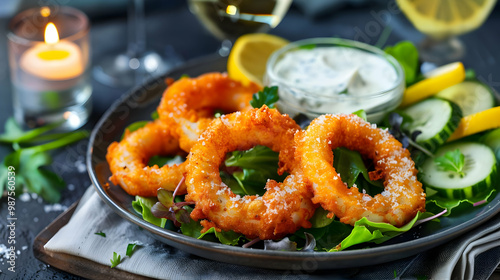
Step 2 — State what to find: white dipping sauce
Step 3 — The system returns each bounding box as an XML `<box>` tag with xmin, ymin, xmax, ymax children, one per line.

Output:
<box><xmin>274</xmin><ymin>47</ymin><xmax>397</xmax><ymax>96</ymax></box>
<box><xmin>268</xmin><ymin>45</ymin><xmax>403</xmax><ymax>122</ymax></box>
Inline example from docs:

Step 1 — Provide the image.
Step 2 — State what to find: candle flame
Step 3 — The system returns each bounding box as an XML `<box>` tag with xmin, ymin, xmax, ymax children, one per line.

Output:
<box><xmin>226</xmin><ymin>5</ymin><xmax>237</xmax><ymax>15</ymax></box>
<box><xmin>44</xmin><ymin>23</ymin><xmax>59</xmax><ymax>45</ymax></box>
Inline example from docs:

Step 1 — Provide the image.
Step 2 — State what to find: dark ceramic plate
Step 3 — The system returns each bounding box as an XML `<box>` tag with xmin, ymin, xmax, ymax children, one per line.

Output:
<box><xmin>87</xmin><ymin>55</ymin><xmax>500</xmax><ymax>270</ymax></box>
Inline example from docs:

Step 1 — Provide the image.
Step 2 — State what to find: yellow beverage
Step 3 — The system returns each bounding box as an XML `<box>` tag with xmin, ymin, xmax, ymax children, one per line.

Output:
<box><xmin>397</xmin><ymin>0</ymin><xmax>497</xmax><ymax>39</ymax></box>
<box><xmin>188</xmin><ymin>0</ymin><xmax>292</xmax><ymax>41</ymax></box>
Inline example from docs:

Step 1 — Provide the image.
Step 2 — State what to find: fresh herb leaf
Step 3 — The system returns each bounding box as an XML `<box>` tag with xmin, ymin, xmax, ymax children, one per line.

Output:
<box><xmin>126</xmin><ymin>243</ymin><xmax>138</xmax><ymax>257</ymax></box>
<box><xmin>151</xmin><ymin>110</ymin><xmax>159</xmax><ymax>120</ymax></box>
<box><xmin>0</xmin><ymin>131</ymin><xmax>87</xmax><ymax>202</ymax></box>
<box><xmin>333</xmin><ymin>147</ymin><xmax>384</xmax><ymax>190</ymax></box>
<box><xmin>330</xmin><ymin>211</ymin><xmax>435</xmax><ymax>252</ymax></box>
<box><xmin>94</xmin><ymin>231</ymin><xmax>106</xmax><ymax>237</ymax></box>
<box><xmin>224</xmin><ymin>145</ymin><xmax>286</xmax><ymax>196</ymax></box>
<box><xmin>250</xmin><ymin>86</ymin><xmax>279</xmax><ymax>109</ymax></box>
<box><xmin>179</xmin><ymin>206</ymin><xmax>245</xmax><ymax>245</ymax></box>
<box><xmin>308</xmin><ymin>207</ymin><xmax>334</xmax><ymax>228</ymax></box>
<box><xmin>434</xmin><ymin>149</ymin><xmax>465</xmax><ymax>177</ymax></box>
<box><xmin>150</xmin><ymin>188</ymin><xmax>192</xmax><ymax>226</ymax></box>
<box><xmin>425</xmin><ymin>189</ymin><xmax>497</xmax><ymax>216</ymax></box>
<box><xmin>198</xmin><ymin>227</ymin><xmax>245</xmax><ymax>246</ymax></box>
<box><xmin>0</xmin><ymin>118</ymin><xmax>88</xmax><ymax>202</ymax></box>
<box><xmin>384</xmin><ymin>41</ymin><xmax>419</xmax><ymax>85</ymax></box>
<box><xmin>0</xmin><ymin>117</ymin><xmax>63</xmax><ymax>144</ymax></box>
<box><xmin>110</xmin><ymin>252</ymin><xmax>121</xmax><ymax>268</ymax></box>
<box><xmin>148</xmin><ymin>155</ymin><xmax>185</xmax><ymax>167</ymax></box>
<box><xmin>291</xmin><ymin>219</ymin><xmax>352</xmax><ymax>251</ymax></box>
<box><xmin>132</xmin><ymin>196</ymin><xmax>167</xmax><ymax>228</ymax></box>
<box><xmin>465</xmin><ymin>68</ymin><xmax>476</xmax><ymax>80</ymax></box>
<box><xmin>351</xmin><ymin>109</ymin><xmax>367</xmax><ymax>121</ymax></box>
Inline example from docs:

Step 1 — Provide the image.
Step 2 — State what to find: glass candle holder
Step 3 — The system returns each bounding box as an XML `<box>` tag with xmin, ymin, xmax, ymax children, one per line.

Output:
<box><xmin>7</xmin><ymin>6</ymin><xmax>91</xmax><ymax>130</ymax></box>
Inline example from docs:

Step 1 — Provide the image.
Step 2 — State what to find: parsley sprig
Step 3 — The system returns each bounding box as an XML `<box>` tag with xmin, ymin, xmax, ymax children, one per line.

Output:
<box><xmin>434</xmin><ymin>149</ymin><xmax>466</xmax><ymax>177</ymax></box>
<box><xmin>250</xmin><ymin>86</ymin><xmax>279</xmax><ymax>109</ymax></box>
<box><xmin>0</xmin><ymin>118</ymin><xmax>88</xmax><ymax>202</ymax></box>
<box><xmin>109</xmin><ymin>243</ymin><xmax>140</xmax><ymax>268</ymax></box>
<box><xmin>110</xmin><ymin>252</ymin><xmax>122</xmax><ymax>268</ymax></box>
<box><xmin>94</xmin><ymin>231</ymin><xmax>106</xmax><ymax>237</ymax></box>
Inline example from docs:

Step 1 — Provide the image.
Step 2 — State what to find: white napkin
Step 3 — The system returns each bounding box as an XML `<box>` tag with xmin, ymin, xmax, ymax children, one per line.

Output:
<box><xmin>44</xmin><ymin>186</ymin><xmax>500</xmax><ymax>280</ymax></box>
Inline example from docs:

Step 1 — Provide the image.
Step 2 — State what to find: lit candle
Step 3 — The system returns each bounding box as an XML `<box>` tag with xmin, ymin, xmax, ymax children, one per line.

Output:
<box><xmin>19</xmin><ymin>22</ymin><xmax>83</xmax><ymax>80</ymax></box>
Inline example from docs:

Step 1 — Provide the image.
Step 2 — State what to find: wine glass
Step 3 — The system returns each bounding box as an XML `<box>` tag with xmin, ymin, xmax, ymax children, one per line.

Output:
<box><xmin>397</xmin><ymin>0</ymin><xmax>497</xmax><ymax>65</ymax></box>
<box><xmin>93</xmin><ymin>0</ymin><xmax>174</xmax><ymax>88</ymax></box>
<box><xmin>187</xmin><ymin>0</ymin><xmax>292</xmax><ymax>56</ymax></box>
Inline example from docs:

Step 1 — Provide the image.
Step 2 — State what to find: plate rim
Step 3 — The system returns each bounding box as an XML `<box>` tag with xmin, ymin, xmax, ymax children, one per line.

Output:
<box><xmin>86</xmin><ymin>54</ymin><xmax>500</xmax><ymax>270</ymax></box>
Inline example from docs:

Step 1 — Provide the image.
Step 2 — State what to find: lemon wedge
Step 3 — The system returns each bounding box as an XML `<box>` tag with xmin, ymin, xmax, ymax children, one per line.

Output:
<box><xmin>448</xmin><ymin>106</ymin><xmax>500</xmax><ymax>142</ymax></box>
<box><xmin>396</xmin><ymin>0</ymin><xmax>497</xmax><ymax>39</ymax></box>
<box><xmin>228</xmin><ymin>33</ymin><xmax>289</xmax><ymax>86</ymax></box>
<box><xmin>400</xmin><ymin>62</ymin><xmax>465</xmax><ymax>107</ymax></box>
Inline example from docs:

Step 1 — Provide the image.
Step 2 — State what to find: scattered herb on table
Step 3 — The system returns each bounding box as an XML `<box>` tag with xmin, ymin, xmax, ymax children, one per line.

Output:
<box><xmin>94</xmin><ymin>231</ymin><xmax>106</xmax><ymax>237</ymax></box>
<box><xmin>110</xmin><ymin>252</ymin><xmax>122</xmax><ymax>268</ymax></box>
<box><xmin>126</xmin><ymin>243</ymin><xmax>138</xmax><ymax>257</ymax></box>
<box><xmin>0</xmin><ymin>117</ymin><xmax>88</xmax><ymax>202</ymax></box>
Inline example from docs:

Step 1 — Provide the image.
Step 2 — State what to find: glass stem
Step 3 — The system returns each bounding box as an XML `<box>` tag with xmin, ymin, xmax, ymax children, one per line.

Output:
<box><xmin>128</xmin><ymin>0</ymin><xmax>146</xmax><ymax>59</ymax></box>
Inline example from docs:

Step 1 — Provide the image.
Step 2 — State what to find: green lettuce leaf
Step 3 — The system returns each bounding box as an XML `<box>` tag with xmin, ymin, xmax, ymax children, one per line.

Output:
<box><xmin>180</xmin><ymin>207</ymin><xmax>245</xmax><ymax>245</ymax></box>
<box><xmin>330</xmin><ymin>211</ymin><xmax>435</xmax><ymax>251</ymax></box>
<box><xmin>332</xmin><ymin>147</ymin><xmax>383</xmax><ymax>191</ymax></box>
<box><xmin>224</xmin><ymin>145</ymin><xmax>286</xmax><ymax>196</ymax></box>
<box><xmin>132</xmin><ymin>196</ymin><xmax>167</xmax><ymax>228</ymax></box>
<box><xmin>425</xmin><ymin>189</ymin><xmax>498</xmax><ymax>216</ymax></box>
<box><xmin>384</xmin><ymin>41</ymin><xmax>419</xmax><ymax>85</ymax></box>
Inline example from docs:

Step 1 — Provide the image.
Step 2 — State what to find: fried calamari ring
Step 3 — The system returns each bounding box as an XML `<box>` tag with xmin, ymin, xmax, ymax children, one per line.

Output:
<box><xmin>297</xmin><ymin>114</ymin><xmax>426</xmax><ymax>227</ymax></box>
<box><xmin>106</xmin><ymin>120</ymin><xmax>187</xmax><ymax>197</ymax></box>
<box><xmin>185</xmin><ymin>106</ymin><xmax>316</xmax><ymax>240</ymax></box>
<box><xmin>157</xmin><ymin>72</ymin><xmax>261</xmax><ymax>152</ymax></box>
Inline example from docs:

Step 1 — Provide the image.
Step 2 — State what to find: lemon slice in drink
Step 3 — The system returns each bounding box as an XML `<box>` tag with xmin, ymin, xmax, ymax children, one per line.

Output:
<box><xmin>228</xmin><ymin>33</ymin><xmax>289</xmax><ymax>86</ymax></box>
<box><xmin>397</xmin><ymin>0</ymin><xmax>497</xmax><ymax>39</ymax></box>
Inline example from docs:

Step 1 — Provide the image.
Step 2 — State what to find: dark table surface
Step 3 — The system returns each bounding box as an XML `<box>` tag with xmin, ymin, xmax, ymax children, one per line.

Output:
<box><xmin>0</xmin><ymin>1</ymin><xmax>500</xmax><ymax>279</ymax></box>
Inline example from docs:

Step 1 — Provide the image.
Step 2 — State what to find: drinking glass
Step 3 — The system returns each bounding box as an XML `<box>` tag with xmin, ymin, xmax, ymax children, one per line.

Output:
<box><xmin>187</xmin><ymin>0</ymin><xmax>292</xmax><ymax>56</ymax></box>
<box><xmin>397</xmin><ymin>0</ymin><xmax>497</xmax><ymax>64</ymax></box>
<box><xmin>93</xmin><ymin>0</ymin><xmax>171</xmax><ymax>88</ymax></box>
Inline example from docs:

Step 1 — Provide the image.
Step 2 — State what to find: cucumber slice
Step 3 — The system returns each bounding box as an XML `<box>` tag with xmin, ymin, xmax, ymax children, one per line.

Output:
<box><xmin>402</xmin><ymin>98</ymin><xmax>462</xmax><ymax>152</ymax></box>
<box><xmin>481</xmin><ymin>128</ymin><xmax>500</xmax><ymax>163</ymax></box>
<box><xmin>420</xmin><ymin>142</ymin><xmax>497</xmax><ymax>199</ymax></box>
<box><xmin>436</xmin><ymin>80</ymin><xmax>495</xmax><ymax>116</ymax></box>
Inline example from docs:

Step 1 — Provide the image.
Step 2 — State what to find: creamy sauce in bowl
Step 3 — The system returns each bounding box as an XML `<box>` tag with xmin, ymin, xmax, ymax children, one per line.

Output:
<box><xmin>274</xmin><ymin>47</ymin><xmax>398</xmax><ymax>96</ymax></box>
<box><xmin>265</xmin><ymin>38</ymin><xmax>405</xmax><ymax>123</ymax></box>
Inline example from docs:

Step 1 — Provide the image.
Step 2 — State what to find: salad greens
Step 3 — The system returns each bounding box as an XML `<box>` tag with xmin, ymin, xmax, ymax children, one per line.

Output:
<box><xmin>0</xmin><ymin>118</ymin><xmax>88</xmax><ymax>202</ymax></box>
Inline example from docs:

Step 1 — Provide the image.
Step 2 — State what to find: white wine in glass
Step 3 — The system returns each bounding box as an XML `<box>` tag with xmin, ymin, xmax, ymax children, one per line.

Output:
<box><xmin>188</xmin><ymin>0</ymin><xmax>292</xmax><ymax>55</ymax></box>
<box><xmin>397</xmin><ymin>0</ymin><xmax>497</xmax><ymax>64</ymax></box>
